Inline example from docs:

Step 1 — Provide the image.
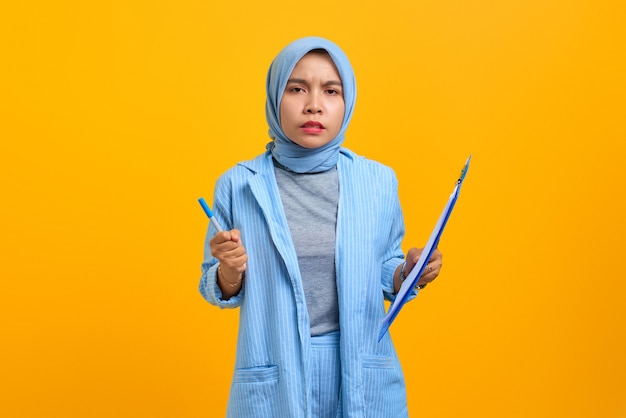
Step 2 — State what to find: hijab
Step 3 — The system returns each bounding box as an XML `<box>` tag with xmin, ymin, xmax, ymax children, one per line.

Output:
<box><xmin>265</xmin><ymin>36</ymin><xmax>356</xmax><ymax>173</ymax></box>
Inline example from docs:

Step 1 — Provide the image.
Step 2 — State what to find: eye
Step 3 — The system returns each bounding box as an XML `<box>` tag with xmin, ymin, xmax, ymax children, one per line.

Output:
<box><xmin>289</xmin><ymin>87</ymin><xmax>305</xmax><ymax>93</ymax></box>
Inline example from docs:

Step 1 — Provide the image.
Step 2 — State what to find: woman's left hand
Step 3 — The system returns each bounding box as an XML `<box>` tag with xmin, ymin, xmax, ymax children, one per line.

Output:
<box><xmin>405</xmin><ymin>247</ymin><xmax>443</xmax><ymax>289</ymax></box>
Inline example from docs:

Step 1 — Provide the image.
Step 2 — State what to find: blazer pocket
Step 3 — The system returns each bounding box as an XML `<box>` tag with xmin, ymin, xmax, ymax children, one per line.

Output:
<box><xmin>361</xmin><ymin>356</ymin><xmax>408</xmax><ymax>416</ymax></box>
<box><xmin>229</xmin><ymin>365</ymin><xmax>280</xmax><ymax>416</ymax></box>
<box><xmin>233</xmin><ymin>364</ymin><xmax>279</xmax><ymax>383</ymax></box>
<box><xmin>362</xmin><ymin>355</ymin><xmax>395</xmax><ymax>369</ymax></box>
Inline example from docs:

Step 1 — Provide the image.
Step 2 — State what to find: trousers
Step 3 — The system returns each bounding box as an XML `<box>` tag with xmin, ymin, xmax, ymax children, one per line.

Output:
<box><xmin>311</xmin><ymin>330</ymin><xmax>342</xmax><ymax>418</ymax></box>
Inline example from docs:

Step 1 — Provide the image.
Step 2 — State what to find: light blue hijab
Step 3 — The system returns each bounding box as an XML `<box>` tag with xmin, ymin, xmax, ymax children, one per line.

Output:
<box><xmin>265</xmin><ymin>37</ymin><xmax>357</xmax><ymax>173</ymax></box>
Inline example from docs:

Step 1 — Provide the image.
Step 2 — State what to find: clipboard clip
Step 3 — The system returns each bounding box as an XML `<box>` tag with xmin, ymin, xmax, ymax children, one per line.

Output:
<box><xmin>457</xmin><ymin>155</ymin><xmax>472</xmax><ymax>185</ymax></box>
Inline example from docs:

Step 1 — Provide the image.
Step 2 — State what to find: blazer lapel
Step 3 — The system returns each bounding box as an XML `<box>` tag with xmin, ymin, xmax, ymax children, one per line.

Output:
<box><xmin>245</xmin><ymin>154</ymin><xmax>312</xmax><ymax>385</ymax></box>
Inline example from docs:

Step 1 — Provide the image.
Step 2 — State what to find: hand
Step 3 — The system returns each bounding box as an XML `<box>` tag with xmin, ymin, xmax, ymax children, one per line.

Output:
<box><xmin>403</xmin><ymin>247</ymin><xmax>443</xmax><ymax>289</ymax></box>
<box><xmin>210</xmin><ymin>229</ymin><xmax>248</xmax><ymax>288</ymax></box>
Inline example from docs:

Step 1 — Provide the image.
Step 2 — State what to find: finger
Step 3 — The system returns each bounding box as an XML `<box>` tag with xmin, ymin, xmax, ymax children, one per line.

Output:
<box><xmin>222</xmin><ymin>253</ymin><xmax>248</xmax><ymax>273</ymax></box>
<box><xmin>211</xmin><ymin>231</ymin><xmax>234</xmax><ymax>246</ymax></box>
<box><xmin>229</xmin><ymin>229</ymin><xmax>242</xmax><ymax>243</ymax></box>
<box><xmin>418</xmin><ymin>260</ymin><xmax>435</xmax><ymax>275</ymax></box>
<box><xmin>429</xmin><ymin>249</ymin><xmax>442</xmax><ymax>263</ymax></box>
<box><xmin>213</xmin><ymin>229</ymin><xmax>244</xmax><ymax>245</ymax></box>
<box><xmin>217</xmin><ymin>242</ymin><xmax>246</xmax><ymax>262</ymax></box>
<box><xmin>412</xmin><ymin>250</ymin><xmax>440</xmax><ymax>269</ymax></box>
<box><xmin>416</xmin><ymin>275</ymin><xmax>432</xmax><ymax>289</ymax></box>
<box><xmin>211</xmin><ymin>239</ymin><xmax>245</xmax><ymax>263</ymax></box>
<box><xmin>403</xmin><ymin>248</ymin><xmax>423</xmax><ymax>273</ymax></box>
<box><xmin>211</xmin><ymin>242</ymin><xmax>237</xmax><ymax>260</ymax></box>
<box><xmin>407</xmin><ymin>247</ymin><xmax>423</xmax><ymax>264</ymax></box>
<box><xmin>417</xmin><ymin>261</ymin><xmax>443</xmax><ymax>287</ymax></box>
<box><xmin>415</xmin><ymin>275</ymin><xmax>430</xmax><ymax>289</ymax></box>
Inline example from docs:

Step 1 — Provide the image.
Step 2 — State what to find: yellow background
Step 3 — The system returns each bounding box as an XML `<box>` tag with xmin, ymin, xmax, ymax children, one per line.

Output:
<box><xmin>1</xmin><ymin>0</ymin><xmax>625</xmax><ymax>417</ymax></box>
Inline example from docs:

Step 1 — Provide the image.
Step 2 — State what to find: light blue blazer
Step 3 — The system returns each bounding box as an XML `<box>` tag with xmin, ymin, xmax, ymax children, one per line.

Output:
<box><xmin>200</xmin><ymin>148</ymin><xmax>417</xmax><ymax>417</ymax></box>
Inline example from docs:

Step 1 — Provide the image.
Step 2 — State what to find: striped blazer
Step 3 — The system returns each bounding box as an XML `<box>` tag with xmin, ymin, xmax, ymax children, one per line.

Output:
<box><xmin>200</xmin><ymin>148</ymin><xmax>417</xmax><ymax>417</ymax></box>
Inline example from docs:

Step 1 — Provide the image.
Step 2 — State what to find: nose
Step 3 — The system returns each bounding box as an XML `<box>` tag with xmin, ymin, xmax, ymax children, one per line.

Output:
<box><xmin>305</xmin><ymin>95</ymin><xmax>322</xmax><ymax>114</ymax></box>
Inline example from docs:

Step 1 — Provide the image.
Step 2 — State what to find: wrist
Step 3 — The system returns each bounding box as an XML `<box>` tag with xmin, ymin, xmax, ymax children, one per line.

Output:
<box><xmin>393</xmin><ymin>261</ymin><xmax>407</xmax><ymax>293</ymax></box>
<box><xmin>218</xmin><ymin>264</ymin><xmax>243</xmax><ymax>288</ymax></box>
<box><xmin>399</xmin><ymin>261</ymin><xmax>408</xmax><ymax>281</ymax></box>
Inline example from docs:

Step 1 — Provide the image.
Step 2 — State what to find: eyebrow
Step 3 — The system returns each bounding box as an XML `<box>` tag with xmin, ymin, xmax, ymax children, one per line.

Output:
<box><xmin>286</xmin><ymin>78</ymin><xmax>343</xmax><ymax>87</ymax></box>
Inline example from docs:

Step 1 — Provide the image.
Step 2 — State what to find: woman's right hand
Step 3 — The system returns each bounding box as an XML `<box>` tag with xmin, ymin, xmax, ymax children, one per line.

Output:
<box><xmin>210</xmin><ymin>229</ymin><xmax>248</xmax><ymax>295</ymax></box>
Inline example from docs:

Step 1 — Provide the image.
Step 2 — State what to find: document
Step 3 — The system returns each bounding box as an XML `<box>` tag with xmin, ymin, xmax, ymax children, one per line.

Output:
<box><xmin>378</xmin><ymin>156</ymin><xmax>471</xmax><ymax>342</ymax></box>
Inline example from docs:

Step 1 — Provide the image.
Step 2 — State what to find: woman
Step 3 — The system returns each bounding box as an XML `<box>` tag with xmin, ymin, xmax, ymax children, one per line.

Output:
<box><xmin>199</xmin><ymin>36</ymin><xmax>442</xmax><ymax>418</ymax></box>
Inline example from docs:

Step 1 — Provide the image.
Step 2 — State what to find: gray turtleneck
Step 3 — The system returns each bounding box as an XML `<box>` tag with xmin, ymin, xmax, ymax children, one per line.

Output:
<box><xmin>274</xmin><ymin>163</ymin><xmax>340</xmax><ymax>336</ymax></box>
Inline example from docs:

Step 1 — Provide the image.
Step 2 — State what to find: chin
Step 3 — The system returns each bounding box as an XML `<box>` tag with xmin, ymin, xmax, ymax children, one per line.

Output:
<box><xmin>291</xmin><ymin>136</ymin><xmax>333</xmax><ymax>149</ymax></box>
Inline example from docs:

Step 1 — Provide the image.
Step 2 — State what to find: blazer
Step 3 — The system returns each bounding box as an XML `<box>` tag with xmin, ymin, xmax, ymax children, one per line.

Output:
<box><xmin>200</xmin><ymin>148</ymin><xmax>417</xmax><ymax>417</ymax></box>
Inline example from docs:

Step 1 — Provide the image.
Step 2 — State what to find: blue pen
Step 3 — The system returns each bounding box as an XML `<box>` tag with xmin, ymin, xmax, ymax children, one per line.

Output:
<box><xmin>198</xmin><ymin>197</ymin><xmax>224</xmax><ymax>232</ymax></box>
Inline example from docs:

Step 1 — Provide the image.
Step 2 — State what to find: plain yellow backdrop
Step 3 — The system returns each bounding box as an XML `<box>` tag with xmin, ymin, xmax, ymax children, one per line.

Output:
<box><xmin>1</xmin><ymin>0</ymin><xmax>625</xmax><ymax>417</ymax></box>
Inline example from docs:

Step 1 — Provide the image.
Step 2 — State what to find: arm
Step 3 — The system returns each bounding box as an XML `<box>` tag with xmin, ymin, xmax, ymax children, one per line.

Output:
<box><xmin>381</xmin><ymin>170</ymin><xmax>443</xmax><ymax>297</ymax></box>
<box><xmin>198</xmin><ymin>174</ymin><xmax>248</xmax><ymax>307</ymax></box>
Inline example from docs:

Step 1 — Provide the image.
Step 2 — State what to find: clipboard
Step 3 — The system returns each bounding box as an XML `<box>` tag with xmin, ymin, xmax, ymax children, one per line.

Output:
<box><xmin>378</xmin><ymin>155</ymin><xmax>471</xmax><ymax>342</ymax></box>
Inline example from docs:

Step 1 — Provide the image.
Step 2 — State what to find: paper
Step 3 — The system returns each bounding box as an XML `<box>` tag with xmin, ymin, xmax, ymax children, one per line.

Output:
<box><xmin>378</xmin><ymin>155</ymin><xmax>471</xmax><ymax>342</ymax></box>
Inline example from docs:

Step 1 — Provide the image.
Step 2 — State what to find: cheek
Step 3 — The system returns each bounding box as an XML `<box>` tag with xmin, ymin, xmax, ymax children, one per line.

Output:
<box><xmin>279</xmin><ymin>98</ymin><xmax>295</xmax><ymax>124</ymax></box>
<box><xmin>333</xmin><ymin>103</ymin><xmax>346</xmax><ymax>124</ymax></box>
<box><xmin>279</xmin><ymin>107</ymin><xmax>289</xmax><ymax>133</ymax></box>
<box><xmin>279</xmin><ymin>102</ymin><xmax>286</xmax><ymax>124</ymax></box>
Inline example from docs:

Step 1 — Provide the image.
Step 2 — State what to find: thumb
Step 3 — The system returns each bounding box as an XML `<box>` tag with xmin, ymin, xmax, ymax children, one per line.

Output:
<box><xmin>228</xmin><ymin>229</ymin><xmax>242</xmax><ymax>243</ymax></box>
<box><xmin>407</xmin><ymin>247</ymin><xmax>424</xmax><ymax>266</ymax></box>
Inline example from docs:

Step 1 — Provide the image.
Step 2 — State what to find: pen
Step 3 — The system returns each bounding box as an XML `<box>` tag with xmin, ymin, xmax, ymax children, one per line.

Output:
<box><xmin>198</xmin><ymin>197</ymin><xmax>224</xmax><ymax>232</ymax></box>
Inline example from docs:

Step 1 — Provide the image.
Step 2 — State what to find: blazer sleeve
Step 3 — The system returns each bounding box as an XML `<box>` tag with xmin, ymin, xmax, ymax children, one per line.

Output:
<box><xmin>380</xmin><ymin>170</ymin><xmax>418</xmax><ymax>303</ymax></box>
<box><xmin>198</xmin><ymin>172</ymin><xmax>245</xmax><ymax>308</ymax></box>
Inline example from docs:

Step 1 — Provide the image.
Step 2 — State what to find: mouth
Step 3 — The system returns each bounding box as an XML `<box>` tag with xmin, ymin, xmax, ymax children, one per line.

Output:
<box><xmin>302</xmin><ymin>121</ymin><xmax>325</xmax><ymax>129</ymax></box>
<box><xmin>300</xmin><ymin>121</ymin><xmax>325</xmax><ymax>135</ymax></box>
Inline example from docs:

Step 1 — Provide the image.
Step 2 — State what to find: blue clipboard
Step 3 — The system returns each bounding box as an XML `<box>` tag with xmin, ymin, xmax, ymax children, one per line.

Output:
<box><xmin>378</xmin><ymin>155</ymin><xmax>471</xmax><ymax>342</ymax></box>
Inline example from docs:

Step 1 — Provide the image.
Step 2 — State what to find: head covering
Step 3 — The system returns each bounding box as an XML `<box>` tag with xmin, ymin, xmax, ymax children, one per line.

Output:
<box><xmin>265</xmin><ymin>37</ymin><xmax>356</xmax><ymax>173</ymax></box>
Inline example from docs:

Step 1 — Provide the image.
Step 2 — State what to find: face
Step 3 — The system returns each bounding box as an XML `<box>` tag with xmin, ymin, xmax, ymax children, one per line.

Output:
<box><xmin>280</xmin><ymin>52</ymin><xmax>345</xmax><ymax>149</ymax></box>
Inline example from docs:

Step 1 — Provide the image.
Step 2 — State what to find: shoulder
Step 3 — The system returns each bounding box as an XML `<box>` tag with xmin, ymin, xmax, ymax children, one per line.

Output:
<box><xmin>216</xmin><ymin>151</ymin><xmax>272</xmax><ymax>186</ymax></box>
<box><xmin>339</xmin><ymin>148</ymin><xmax>398</xmax><ymax>184</ymax></box>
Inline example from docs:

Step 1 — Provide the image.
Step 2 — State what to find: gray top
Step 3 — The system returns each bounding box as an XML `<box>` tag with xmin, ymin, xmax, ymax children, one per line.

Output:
<box><xmin>274</xmin><ymin>162</ymin><xmax>340</xmax><ymax>336</ymax></box>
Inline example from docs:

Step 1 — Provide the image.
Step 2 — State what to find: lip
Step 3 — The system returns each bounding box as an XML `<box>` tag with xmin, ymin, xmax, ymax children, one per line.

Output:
<box><xmin>302</xmin><ymin>121</ymin><xmax>325</xmax><ymax>128</ymax></box>
<box><xmin>301</xmin><ymin>121</ymin><xmax>325</xmax><ymax>134</ymax></box>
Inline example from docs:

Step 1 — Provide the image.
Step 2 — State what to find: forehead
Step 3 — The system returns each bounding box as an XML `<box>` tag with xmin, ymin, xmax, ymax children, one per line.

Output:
<box><xmin>290</xmin><ymin>51</ymin><xmax>342</xmax><ymax>81</ymax></box>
